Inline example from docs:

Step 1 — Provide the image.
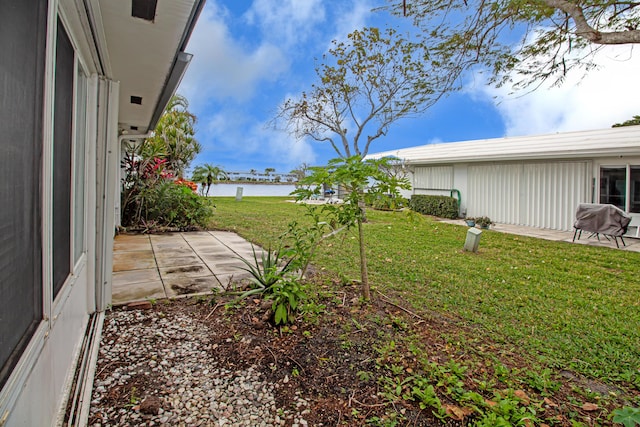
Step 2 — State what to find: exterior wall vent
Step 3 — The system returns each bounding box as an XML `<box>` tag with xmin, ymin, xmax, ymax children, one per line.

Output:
<box><xmin>130</xmin><ymin>96</ymin><xmax>142</xmax><ymax>105</ymax></box>
<box><xmin>132</xmin><ymin>0</ymin><xmax>157</xmax><ymax>22</ymax></box>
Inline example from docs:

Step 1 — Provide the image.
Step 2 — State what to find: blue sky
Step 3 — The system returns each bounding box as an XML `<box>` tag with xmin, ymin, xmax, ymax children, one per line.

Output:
<box><xmin>179</xmin><ymin>0</ymin><xmax>640</xmax><ymax>175</ymax></box>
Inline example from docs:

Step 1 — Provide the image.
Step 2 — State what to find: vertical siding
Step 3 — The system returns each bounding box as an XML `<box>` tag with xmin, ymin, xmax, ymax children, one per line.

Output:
<box><xmin>465</xmin><ymin>161</ymin><xmax>591</xmax><ymax>231</ymax></box>
<box><xmin>413</xmin><ymin>166</ymin><xmax>453</xmax><ymax>189</ymax></box>
<box><xmin>522</xmin><ymin>162</ymin><xmax>591</xmax><ymax>230</ymax></box>
<box><xmin>467</xmin><ymin>164</ymin><xmax>521</xmax><ymax>224</ymax></box>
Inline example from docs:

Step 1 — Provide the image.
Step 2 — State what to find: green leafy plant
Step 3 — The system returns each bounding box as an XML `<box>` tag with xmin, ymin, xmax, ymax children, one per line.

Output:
<box><xmin>268</xmin><ymin>278</ymin><xmax>306</xmax><ymax>325</ymax></box>
<box><xmin>612</xmin><ymin>407</ymin><xmax>640</xmax><ymax>427</ymax></box>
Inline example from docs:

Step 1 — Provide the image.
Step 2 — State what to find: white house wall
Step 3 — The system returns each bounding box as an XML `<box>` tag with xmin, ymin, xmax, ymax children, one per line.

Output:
<box><xmin>406</xmin><ymin>161</ymin><xmax>594</xmax><ymax>230</ymax></box>
<box><xmin>521</xmin><ymin>162</ymin><xmax>592</xmax><ymax>231</ymax></box>
<box><xmin>458</xmin><ymin>161</ymin><xmax>592</xmax><ymax>231</ymax></box>
<box><xmin>1</xmin><ymin>2</ymin><xmax>117</xmax><ymax>426</ymax></box>
<box><xmin>467</xmin><ymin>164</ymin><xmax>522</xmax><ymax>225</ymax></box>
<box><xmin>413</xmin><ymin>166</ymin><xmax>453</xmax><ymax>190</ymax></box>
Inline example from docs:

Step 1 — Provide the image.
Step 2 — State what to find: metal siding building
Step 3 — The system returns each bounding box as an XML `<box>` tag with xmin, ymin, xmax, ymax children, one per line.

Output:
<box><xmin>367</xmin><ymin>127</ymin><xmax>640</xmax><ymax>233</ymax></box>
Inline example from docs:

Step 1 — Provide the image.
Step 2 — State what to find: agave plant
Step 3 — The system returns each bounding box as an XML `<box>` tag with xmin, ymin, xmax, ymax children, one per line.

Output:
<box><xmin>236</xmin><ymin>245</ymin><xmax>297</xmax><ymax>297</ymax></box>
<box><xmin>235</xmin><ymin>245</ymin><xmax>306</xmax><ymax>325</ymax></box>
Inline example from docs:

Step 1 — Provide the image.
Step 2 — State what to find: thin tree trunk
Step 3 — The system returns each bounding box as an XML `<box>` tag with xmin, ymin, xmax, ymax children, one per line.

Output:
<box><xmin>358</xmin><ymin>217</ymin><xmax>370</xmax><ymax>301</ymax></box>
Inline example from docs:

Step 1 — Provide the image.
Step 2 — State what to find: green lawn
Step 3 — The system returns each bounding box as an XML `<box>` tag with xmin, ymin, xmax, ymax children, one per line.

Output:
<box><xmin>208</xmin><ymin>196</ymin><xmax>640</xmax><ymax>390</ymax></box>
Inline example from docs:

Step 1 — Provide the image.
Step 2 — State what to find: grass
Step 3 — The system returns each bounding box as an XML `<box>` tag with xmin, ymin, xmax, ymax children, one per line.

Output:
<box><xmin>207</xmin><ymin>196</ymin><xmax>640</xmax><ymax>390</ymax></box>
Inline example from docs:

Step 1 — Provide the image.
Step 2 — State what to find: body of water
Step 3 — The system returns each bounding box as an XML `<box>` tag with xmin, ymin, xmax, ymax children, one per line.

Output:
<box><xmin>208</xmin><ymin>183</ymin><xmax>296</xmax><ymax>197</ymax></box>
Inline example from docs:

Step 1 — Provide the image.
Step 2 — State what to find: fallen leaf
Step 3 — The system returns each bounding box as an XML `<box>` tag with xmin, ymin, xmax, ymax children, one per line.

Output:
<box><xmin>444</xmin><ymin>404</ymin><xmax>469</xmax><ymax>421</ymax></box>
<box><xmin>514</xmin><ymin>390</ymin><xmax>530</xmax><ymax>404</ymax></box>
<box><xmin>485</xmin><ymin>399</ymin><xmax>497</xmax><ymax>407</ymax></box>
<box><xmin>543</xmin><ymin>397</ymin><xmax>557</xmax><ymax>407</ymax></box>
<box><xmin>582</xmin><ymin>403</ymin><xmax>599</xmax><ymax>411</ymax></box>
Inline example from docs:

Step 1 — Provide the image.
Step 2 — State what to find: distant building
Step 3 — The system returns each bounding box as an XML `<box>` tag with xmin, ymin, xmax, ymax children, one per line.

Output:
<box><xmin>225</xmin><ymin>171</ymin><xmax>298</xmax><ymax>182</ymax></box>
<box><xmin>367</xmin><ymin>126</ymin><xmax>640</xmax><ymax>235</ymax></box>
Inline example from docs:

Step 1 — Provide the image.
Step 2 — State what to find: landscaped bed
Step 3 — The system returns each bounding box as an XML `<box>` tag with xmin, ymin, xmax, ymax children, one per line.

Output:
<box><xmin>91</xmin><ymin>197</ymin><xmax>640</xmax><ymax>426</ymax></box>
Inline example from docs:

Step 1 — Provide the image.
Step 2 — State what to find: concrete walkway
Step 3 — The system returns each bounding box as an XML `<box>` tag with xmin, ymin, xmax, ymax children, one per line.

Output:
<box><xmin>440</xmin><ymin>219</ymin><xmax>640</xmax><ymax>252</ymax></box>
<box><xmin>112</xmin><ymin>231</ymin><xmax>259</xmax><ymax>305</ymax></box>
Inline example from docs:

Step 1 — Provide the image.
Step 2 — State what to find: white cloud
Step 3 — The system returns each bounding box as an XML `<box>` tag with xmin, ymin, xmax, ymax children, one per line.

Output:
<box><xmin>244</xmin><ymin>0</ymin><xmax>326</xmax><ymax>47</ymax></box>
<box><xmin>180</xmin><ymin>3</ymin><xmax>290</xmax><ymax>108</ymax></box>
<box><xmin>469</xmin><ymin>45</ymin><xmax>640</xmax><ymax>136</ymax></box>
<box><xmin>331</xmin><ymin>0</ymin><xmax>376</xmax><ymax>43</ymax></box>
<box><xmin>200</xmin><ymin>110</ymin><xmax>316</xmax><ymax>171</ymax></box>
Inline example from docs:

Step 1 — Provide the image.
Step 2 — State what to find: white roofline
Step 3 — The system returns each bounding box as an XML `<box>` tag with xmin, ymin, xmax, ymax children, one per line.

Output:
<box><xmin>366</xmin><ymin>126</ymin><xmax>640</xmax><ymax>164</ymax></box>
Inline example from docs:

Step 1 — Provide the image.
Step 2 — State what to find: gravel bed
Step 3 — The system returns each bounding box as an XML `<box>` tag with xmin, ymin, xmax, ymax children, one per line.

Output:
<box><xmin>89</xmin><ymin>307</ymin><xmax>309</xmax><ymax>427</ymax></box>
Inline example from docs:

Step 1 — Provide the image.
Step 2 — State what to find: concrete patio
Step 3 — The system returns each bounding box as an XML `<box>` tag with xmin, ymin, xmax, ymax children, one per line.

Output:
<box><xmin>440</xmin><ymin>219</ymin><xmax>640</xmax><ymax>252</ymax></box>
<box><xmin>112</xmin><ymin>231</ymin><xmax>260</xmax><ymax>305</ymax></box>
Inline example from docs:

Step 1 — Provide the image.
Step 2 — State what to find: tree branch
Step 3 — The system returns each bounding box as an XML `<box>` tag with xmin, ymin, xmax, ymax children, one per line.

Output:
<box><xmin>544</xmin><ymin>0</ymin><xmax>640</xmax><ymax>44</ymax></box>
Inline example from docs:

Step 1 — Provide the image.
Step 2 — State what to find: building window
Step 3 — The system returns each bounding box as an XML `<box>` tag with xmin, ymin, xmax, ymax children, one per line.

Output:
<box><xmin>0</xmin><ymin>0</ymin><xmax>47</xmax><ymax>389</ymax></box>
<box><xmin>600</xmin><ymin>166</ymin><xmax>640</xmax><ymax>213</ymax></box>
<box><xmin>630</xmin><ymin>167</ymin><xmax>640</xmax><ymax>214</ymax></box>
<box><xmin>53</xmin><ymin>19</ymin><xmax>74</xmax><ymax>298</ymax></box>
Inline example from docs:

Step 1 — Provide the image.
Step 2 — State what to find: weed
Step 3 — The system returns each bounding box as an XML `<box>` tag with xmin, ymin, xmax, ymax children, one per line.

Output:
<box><xmin>523</xmin><ymin>367</ymin><xmax>560</xmax><ymax>395</ymax></box>
<box><xmin>124</xmin><ymin>387</ymin><xmax>139</xmax><ymax>408</ymax></box>
<box><xmin>612</xmin><ymin>406</ymin><xmax>640</xmax><ymax>427</ymax></box>
<box><xmin>357</xmin><ymin>371</ymin><xmax>373</xmax><ymax>382</ymax></box>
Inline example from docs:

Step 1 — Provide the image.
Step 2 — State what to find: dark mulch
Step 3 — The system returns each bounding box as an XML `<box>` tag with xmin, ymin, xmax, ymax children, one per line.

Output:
<box><xmin>95</xmin><ymin>275</ymin><xmax>638</xmax><ymax>426</ymax></box>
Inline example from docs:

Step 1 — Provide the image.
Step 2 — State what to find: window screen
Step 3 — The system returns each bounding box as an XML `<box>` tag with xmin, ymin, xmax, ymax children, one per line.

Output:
<box><xmin>630</xmin><ymin>166</ymin><xmax>640</xmax><ymax>214</ymax></box>
<box><xmin>53</xmin><ymin>20</ymin><xmax>74</xmax><ymax>298</ymax></box>
<box><xmin>600</xmin><ymin>167</ymin><xmax>626</xmax><ymax>210</ymax></box>
<box><xmin>0</xmin><ymin>0</ymin><xmax>47</xmax><ymax>389</ymax></box>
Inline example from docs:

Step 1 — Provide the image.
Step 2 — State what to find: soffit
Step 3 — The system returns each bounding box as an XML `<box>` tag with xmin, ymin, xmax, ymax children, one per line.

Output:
<box><xmin>98</xmin><ymin>0</ymin><xmax>197</xmax><ymax>134</ymax></box>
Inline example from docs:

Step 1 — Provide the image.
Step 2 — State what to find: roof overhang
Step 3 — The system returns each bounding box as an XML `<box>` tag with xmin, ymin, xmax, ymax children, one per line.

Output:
<box><xmin>88</xmin><ymin>0</ymin><xmax>205</xmax><ymax>135</ymax></box>
<box><xmin>367</xmin><ymin>126</ymin><xmax>640</xmax><ymax>165</ymax></box>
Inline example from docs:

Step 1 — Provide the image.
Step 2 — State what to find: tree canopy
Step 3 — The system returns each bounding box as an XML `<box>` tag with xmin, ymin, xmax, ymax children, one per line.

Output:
<box><xmin>613</xmin><ymin>114</ymin><xmax>640</xmax><ymax>127</ymax></box>
<box><xmin>382</xmin><ymin>0</ymin><xmax>640</xmax><ymax>90</ymax></box>
<box><xmin>276</xmin><ymin>27</ymin><xmax>451</xmax><ymax>159</ymax></box>
<box><xmin>146</xmin><ymin>94</ymin><xmax>201</xmax><ymax>176</ymax></box>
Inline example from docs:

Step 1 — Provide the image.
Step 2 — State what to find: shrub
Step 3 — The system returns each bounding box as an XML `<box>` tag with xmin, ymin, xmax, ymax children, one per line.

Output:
<box><xmin>409</xmin><ymin>195</ymin><xmax>459</xmax><ymax>219</ymax></box>
<box><xmin>126</xmin><ymin>180</ymin><xmax>213</xmax><ymax>230</ymax></box>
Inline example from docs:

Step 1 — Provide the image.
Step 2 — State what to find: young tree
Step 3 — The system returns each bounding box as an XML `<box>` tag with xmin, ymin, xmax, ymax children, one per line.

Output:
<box><xmin>293</xmin><ymin>156</ymin><xmax>410</xmax><ymax>300</ymax></box>
<box><xmin>382</xmin><ymin>0</ymin><xmax>640</xmax><ymax>90</ymax></box>
<box><xmin>191</xmin><ymin>164</ymin><xmax>228</xmax><ymax>196</ymax></box>
<box><xmin>276</xmin><ymin>26</ymin><xmax>451</xmax><ymax>159</ymax></box>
